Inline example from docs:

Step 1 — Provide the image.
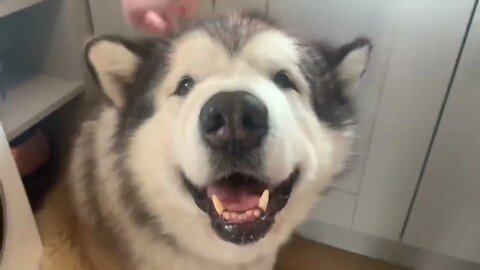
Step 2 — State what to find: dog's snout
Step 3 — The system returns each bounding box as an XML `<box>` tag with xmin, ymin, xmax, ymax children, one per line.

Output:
<box><xmin>200</xmin><ymin>91</ymin><xmax>268</xmax><ymax>154</ymax></box>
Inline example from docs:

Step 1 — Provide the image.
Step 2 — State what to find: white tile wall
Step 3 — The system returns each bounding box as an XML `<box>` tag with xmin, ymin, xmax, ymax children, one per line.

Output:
<box><xmin>214</xmin><ymin>0</ymin><xmax>267</xmax><ymax>14</ymax></box>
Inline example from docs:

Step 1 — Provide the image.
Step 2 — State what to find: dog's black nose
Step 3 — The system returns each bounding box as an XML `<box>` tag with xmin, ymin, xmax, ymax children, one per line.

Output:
<box><xmin>199</xmin><ymin>91</ymin><xmax>268</xmax><ymax>154</ymax></box>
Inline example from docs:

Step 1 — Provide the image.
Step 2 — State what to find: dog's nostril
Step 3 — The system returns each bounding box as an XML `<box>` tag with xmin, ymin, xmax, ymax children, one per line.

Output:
<box><xmin>242</xmin><ymin>111</ymin><xmax>268</xmax><ymax>130</ymax></box>
<box><xmin>242</xmin><ymin>114</ymin><xmax>254</xmax><ymax>129</ymax></box>
<box><xmin>203</xmin><ymin>111</ymin><xmax>225</xmax><ymax>134</ymax></box>
<box><xmin>242</xmin><ymin>113</ymin><xmax>261</xmax><ymax>130</ymax></box>
<box><xmin>240</xmin><ymin>94</ymin><xmax>268</xmax><ymax>131</ymax></box>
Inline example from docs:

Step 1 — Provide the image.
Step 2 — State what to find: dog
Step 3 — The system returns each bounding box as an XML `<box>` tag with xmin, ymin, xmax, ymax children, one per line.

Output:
<box><xmin>65</xmin><ymin>12</ymin><xmax>371</xmax><ymax>270</ymax></box>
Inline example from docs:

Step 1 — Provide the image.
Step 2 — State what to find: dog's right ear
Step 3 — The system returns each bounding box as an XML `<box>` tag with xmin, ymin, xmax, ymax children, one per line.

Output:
<box><xmin>317</xmin><ymin>38</ymin><xmax>372</xmax><ymax>94</ymax></box>
<box><xmin>85</xmin><ymin>36</ymin><xmax>157</xmax><ymax>107</ymax></box>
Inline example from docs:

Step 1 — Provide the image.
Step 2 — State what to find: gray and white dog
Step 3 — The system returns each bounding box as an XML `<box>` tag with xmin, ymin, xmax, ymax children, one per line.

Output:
<box><xmin>69</xmin><ymin>13</ymin><xmax>371</xmax><ymax>270</ymax></box>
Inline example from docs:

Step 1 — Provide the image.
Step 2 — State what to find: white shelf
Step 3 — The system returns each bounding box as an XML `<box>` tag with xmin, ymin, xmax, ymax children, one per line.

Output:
<box><xmin>0</xmin><ymin>0</ymin><xmax>43</xmax><ymax>17</ymax></box>
<box><xmin>0</xmin><ymin>74</ymin><xmax>83</xmax><ymax>140</ymax></box>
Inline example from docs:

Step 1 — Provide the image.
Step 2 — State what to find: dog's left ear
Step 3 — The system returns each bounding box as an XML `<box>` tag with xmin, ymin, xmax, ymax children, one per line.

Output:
<box><xmin>85</xmin><ymin>36</ymin><xmax>158</xmax><ymax>107</ymax></box>
<box><xmin>322</xmin><ymin>38</ymin><xmax>372</xmax><ymax>93</ymax></box>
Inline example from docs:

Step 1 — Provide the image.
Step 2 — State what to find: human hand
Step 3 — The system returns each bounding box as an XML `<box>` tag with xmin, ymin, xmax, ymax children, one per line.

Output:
<box><xmin>122</xmin><ymin>0</ymin><xmax>199</xmax><ymax>34</ymax></box>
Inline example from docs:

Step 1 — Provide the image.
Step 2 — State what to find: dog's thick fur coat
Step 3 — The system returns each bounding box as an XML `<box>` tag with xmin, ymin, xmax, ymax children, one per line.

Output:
<box><xmin>37</xmin><ymin>13</ymin><xmax>370</xmax><ymax>270</ymax></box>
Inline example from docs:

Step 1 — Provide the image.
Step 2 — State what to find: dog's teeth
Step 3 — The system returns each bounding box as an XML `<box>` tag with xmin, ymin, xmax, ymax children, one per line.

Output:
<box><xmin>223</xmin><ymin>212</ymin><xmax>231</xmax><ymax>220</ymax></box>
<box><xmin>258</xmin><ymin>189</ymin><xmax>269</xmax><ymax>212</ymax></box>
<box><xmin>212</xmin><ymin>195</ymin><xmax>224</xmax><ymax>215</ymax></box>
<box><xmin>253</xmin><ymin>209</ymin><xmax>261</xmax><ymax>218</ymax></box>
<box><xmin>246</xmin><ymin>210</ymin><xmax>253</xmax><ymax>216</ymax></box>
<box><xmin>231</xmin><ymin>213</ymin><xmax>238</xmax><ymax>220</ymax></box>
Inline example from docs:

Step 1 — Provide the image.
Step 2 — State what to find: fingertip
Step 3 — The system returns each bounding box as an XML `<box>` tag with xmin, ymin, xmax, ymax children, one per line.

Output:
<box><xmin>144</xmin><ymin>11</ymin><xmax>168</xmax><ymax>33</ymax></box>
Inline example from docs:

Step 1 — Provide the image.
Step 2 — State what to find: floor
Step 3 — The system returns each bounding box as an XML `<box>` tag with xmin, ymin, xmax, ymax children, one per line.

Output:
<box><xmin>276</xmin><ymin>237</ymin><xmax>407</xmax><ymax>270</ymax></box>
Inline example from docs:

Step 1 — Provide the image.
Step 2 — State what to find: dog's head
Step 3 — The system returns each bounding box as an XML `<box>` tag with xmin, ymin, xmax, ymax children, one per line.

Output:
<box><xmin>85</xmin><ymin>13</ymin><xmax>370</xmax><ymax>264</ymax></box>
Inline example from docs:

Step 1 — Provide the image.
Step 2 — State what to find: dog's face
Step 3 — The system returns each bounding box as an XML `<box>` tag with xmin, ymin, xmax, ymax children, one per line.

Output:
<box><xmin>85</xmin><ymin>14</ymin><xmax>370</xmax><ymax>264</ymax></box>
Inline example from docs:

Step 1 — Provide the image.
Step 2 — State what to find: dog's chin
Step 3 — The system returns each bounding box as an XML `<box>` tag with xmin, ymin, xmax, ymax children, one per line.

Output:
<box><xmin>182</xmin><ymin>169</ymin><xmax>300</xmax><ymax>245</ymax></box>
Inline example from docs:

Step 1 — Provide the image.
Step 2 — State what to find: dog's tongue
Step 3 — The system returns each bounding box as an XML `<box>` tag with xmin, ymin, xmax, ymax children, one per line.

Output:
<box><xmin>207</xmin><ymin>182</ymin><xmax>263</xmax><ymax>212</ymax></box>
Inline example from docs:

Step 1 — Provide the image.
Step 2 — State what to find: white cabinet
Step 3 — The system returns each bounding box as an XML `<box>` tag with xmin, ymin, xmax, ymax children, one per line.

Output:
<box><xmin>352</xmin><ymin>0</ymin><xmax>474</xmax><ymax>240</ymax></box>
<box><xmin>0</xmin><ymin>124</ymin><xmax>42</xmax><ymax>270</ymax></box>
<box><xmin>403</xmin><ymin>6</ymin><xmax>480</xmax><ymax>264</ymax></box>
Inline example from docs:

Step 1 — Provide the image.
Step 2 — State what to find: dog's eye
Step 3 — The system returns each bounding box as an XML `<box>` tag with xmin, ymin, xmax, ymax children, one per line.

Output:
<box><xmin>175</xmin><ymin>76</ymin><xmax>195</xmax><ymax>96</ymax></box>
<box><xmin>273</xmin><ymin>71</ymin><xmax>297</xmax><ymax>91</ymax></box>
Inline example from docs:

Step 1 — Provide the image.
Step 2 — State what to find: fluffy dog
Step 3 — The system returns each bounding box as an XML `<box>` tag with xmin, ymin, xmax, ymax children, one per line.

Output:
<box><xmin>47</xmin><ymin>13</ymin><xmax>370</xmax><ymax>270</ymax></box>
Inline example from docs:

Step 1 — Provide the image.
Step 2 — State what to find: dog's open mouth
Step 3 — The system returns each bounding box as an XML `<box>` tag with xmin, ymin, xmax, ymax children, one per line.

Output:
<box><xmin>183</xmin><ymin>169</ymin><xmax>299</xmax><ymax>245</ymax></box>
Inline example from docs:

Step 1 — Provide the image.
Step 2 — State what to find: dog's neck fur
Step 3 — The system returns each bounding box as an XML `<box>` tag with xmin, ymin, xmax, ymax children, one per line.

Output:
<box><xmin>37</xmin><ymin>180</ymin><xmax>276</xmax><ymax>270</ymax></box>
<box><xmin>37</xmin><ymin>180</ymin><xmax>121</xmax><ymax>270</ymax></box>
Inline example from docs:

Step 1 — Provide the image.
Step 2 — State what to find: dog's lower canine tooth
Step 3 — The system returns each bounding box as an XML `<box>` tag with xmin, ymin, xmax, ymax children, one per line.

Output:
<box><xmin>212</xmin><ymin>195</ymin><xmax>224</xmax><ymax>215</ymax></box>
<box><xmin>223</xmin><ymin>212</ymin><xmax>231</xmax><ymax>220</ymax></box>
<box><xmin>253</xmin><ymin>209</ymin><xmax>261</xmax><ymax>217</ymax></box>
<box><xmin>258</xmin><ymin>189</ymin><xmax>269</xmax><ymax>212</ymax></box>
